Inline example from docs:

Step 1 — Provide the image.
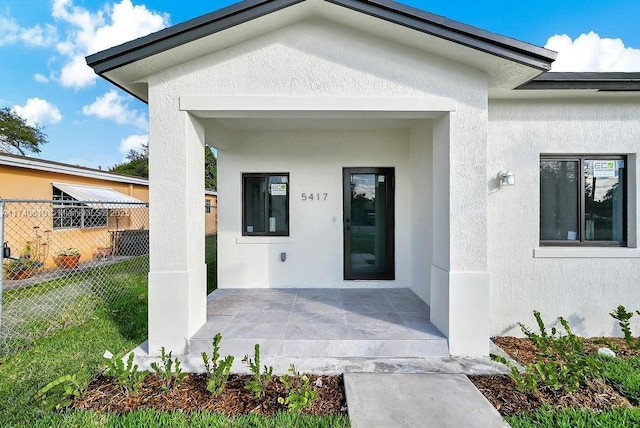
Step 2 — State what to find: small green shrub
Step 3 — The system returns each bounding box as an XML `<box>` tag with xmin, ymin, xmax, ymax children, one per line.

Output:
<box><xmin>278</xmin><ymin>365</ymin><xmax>318</xmax><ymax>413</ymax></box>
<box><xmin>202</xmin><ymin>333</ymin><xmax>234</xmax><ymax>396</ymax></box>
<box><xmin>492</xmin><ymin>311</ymin><xmax>599</xmax><ymax>393</ymax></box>
<box><xmin>34</xmin><ymin>374</ymin><xmax>84</xmax><ymax>410</ymax></box>
<box><xmin>150</xmin><ymin>347</ymin><xmax>186</xmax><ymax>392</ymax></box>
<box><xmin>610</xmin><ymin>305</ymin><xmax>640</xmax><ymax>349</ymax></box>
<box><xmin>242</xmin><ymin>344</ymin><xmax>273</xmax><ymax>398</ymax></box>
<box><xmin>103</xmin><ymin>350</ymin><xmax>148</xmax><ymax>393</ymax></box>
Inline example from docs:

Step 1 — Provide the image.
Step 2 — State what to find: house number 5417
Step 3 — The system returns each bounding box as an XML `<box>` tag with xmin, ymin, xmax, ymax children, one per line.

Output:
<box><xmin>301</xmin><ymin>193</ymin><xmax>328</xmax><ymax>201</ymax></box>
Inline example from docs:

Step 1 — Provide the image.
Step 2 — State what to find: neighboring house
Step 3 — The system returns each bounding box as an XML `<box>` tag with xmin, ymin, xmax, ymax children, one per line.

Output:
<box><xmin>205</xmin><ymin>190</ymin><xmax>218</xmax><ymax>235</ymax></box>
<box><xmin>0</xmin><ymin>153</ymin><xmax>217</xmax><ymax>268</ymax></box>
<box><xmin>87</xmin><ymin>0</ymin><xmax>640</xmax><ymax>357</ymax></box>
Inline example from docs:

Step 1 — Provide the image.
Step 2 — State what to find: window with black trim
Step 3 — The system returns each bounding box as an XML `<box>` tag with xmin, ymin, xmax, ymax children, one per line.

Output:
<box><xmin>52</xmin><ymin>187</ymin><xmax>108</xmax><ymax>230</ymax></box>
<box><xmin>540</xmin><ymin>155</ymin><xmax>626</xmax><ymax>246</ymax></box>
<box><xmin>242</xmin><ymin>173</ymin><xmax>289</xmax><ymax>236</ymax></box>
<box><xmin>205</xmin><ymin>199</ymin><xmax>212</xmax><ymax>214</ymax></box>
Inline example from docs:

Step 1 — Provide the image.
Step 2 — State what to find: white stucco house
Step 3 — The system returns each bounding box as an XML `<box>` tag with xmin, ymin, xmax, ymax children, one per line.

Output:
<box><xmin>87</xmin><ymin>0</ymin><xmax>640</xmax><ymax>357</ymax></box>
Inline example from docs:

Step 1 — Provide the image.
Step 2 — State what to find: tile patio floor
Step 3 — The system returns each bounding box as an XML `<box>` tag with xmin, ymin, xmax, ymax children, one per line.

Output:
<box><xmin>189</xmin><ymin>288</ymin><xmax>449</xmax><ymax>359</ymax></box>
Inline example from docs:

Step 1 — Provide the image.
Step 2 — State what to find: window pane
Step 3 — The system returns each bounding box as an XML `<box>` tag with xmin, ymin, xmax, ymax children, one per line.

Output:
<box><xmin>584</xmin><ymin>160</ymin><xmax>624</xmax><ymax>242</ymax></box>
<box><xmin>540</xmin><ymin>160</ymin><xmax>579</xmax><ymax>241</ymax></box>
<box><xmin>244</xmin><ymin>177</ymin><xmax>266</xmax><ymax>233</ymax></box>
<box><xmin>268</xmin><ymin>175</ymin><xmax>288</xmax><ymax>234</ymax></box>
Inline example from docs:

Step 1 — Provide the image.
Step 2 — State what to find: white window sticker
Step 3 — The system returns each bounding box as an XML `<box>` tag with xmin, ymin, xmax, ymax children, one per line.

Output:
<box><xmin>269</xmin><ymin>217</ymin><xmax>276</xmax><ymax>232</ymax></box>
<box><xmin>567</xmin><ymin>231</ymin><xmax>577</xmax><ymax>240</ymax></box>
<box><xmin>247</xmin><ymin>225</ymin><xmax>254</xmax><ymax>233</ymax></box>
<box><xmin>271</xmin><ymin>183</ymin><xmax>287</xmax><ymax>196</ymax></box>
<box><xmin>593</xmin><ymin>161</ymin><xmax>616</xmax><ymax>178</ymax></box>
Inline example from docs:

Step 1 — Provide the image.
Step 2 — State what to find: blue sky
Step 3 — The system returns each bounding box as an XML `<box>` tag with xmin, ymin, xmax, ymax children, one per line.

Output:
<box><xmin>1</xmin><ymin>0</ymin><xmax>639</xmax><ymax>169</ymax></box>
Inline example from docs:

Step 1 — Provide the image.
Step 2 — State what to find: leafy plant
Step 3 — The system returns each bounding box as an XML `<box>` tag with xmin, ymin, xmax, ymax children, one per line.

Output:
<box><xmin>278</xmin><ymin>365</ymin><xmax>318</xmax><ymax>413</ymax></box>
<box><xmin>242</xmin><ymin>344</ymin><xmax>273</xmax><ymax>398</ymax></box>
<box><xmin>56</xmin><ymin>247</ymin><xmax>81</xmax><ymax>257</ymax></box>
<box><xmin>610</xmin><ymin>305</ymin><xmax>640</xmax><ymax>349</ymax></box>
<box><xmin>150</xmin><ymin>347</ymin><xmax>186</xmax><ymax>392</ymax></box>
<box><xmin>103</xmin><ymin>350</ymin><xmax>147</xmax><ymax>393</ymax></box>
<box><xmin>34</xmin><ymin>374</ymin><xmax>84</xmax><ymax>410</ymax></box>
<box><xmin>517</xmin><ymin>310</ymin><xmax>555</xmax><ymax>354</ymax></box>
<box><xmin>492</xmin><ymin>311</ymin><xmax>599</xmax><ymax>393</ymax></box>
<box><xmin>202</xmin><ymin>333</ymin><xmax>234</xmax><ymax>396</ymax></box>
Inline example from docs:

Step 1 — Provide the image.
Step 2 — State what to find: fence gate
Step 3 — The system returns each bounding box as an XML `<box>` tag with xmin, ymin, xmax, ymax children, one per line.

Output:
<box><xmin>0</xmin><ymin>198</ymin><xmax>149</xmax><ymax>356</ymax></box>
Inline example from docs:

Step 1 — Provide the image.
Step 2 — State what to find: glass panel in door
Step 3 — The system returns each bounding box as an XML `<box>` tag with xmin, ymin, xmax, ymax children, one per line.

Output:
<box><xmin>343</xmin><ymin>168</ymin><xmax>394</xmax><ymax>280</ymax></box>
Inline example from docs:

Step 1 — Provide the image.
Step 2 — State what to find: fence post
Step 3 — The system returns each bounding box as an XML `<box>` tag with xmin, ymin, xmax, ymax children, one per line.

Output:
<box><xmin>0</xmin><ymin>198</ymin><xmax>4</xmax><ymax>344</ymax></box>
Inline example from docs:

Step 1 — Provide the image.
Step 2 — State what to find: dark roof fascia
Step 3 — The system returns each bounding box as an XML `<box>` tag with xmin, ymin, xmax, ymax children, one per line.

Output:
<box><xmin>518</xmin><ymin>72</ymin><xmax>640</xmax><ymax>91</ymax></box>
<box><xmin>86</xmin><ymin>0</ymin><xmax>556</xmax><ymax>77</ymax></box>
<box><xmin>86</xmin><ymin>0</ymin><xmax>302</xmax><ymax>75</ymax></box>
<box><xmin>331</xmin><ymin>0</ymin><xmax>556</xmax><ymax>70</ymax></box>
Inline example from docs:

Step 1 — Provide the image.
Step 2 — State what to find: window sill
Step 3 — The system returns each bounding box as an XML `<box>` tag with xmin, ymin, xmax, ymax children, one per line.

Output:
<box><xmin>534</xmin><ymin>247</ymin><xmax>640</xmax><ymax>258</ymax></box>
<box><xmin>236</xmin><ymin>236</ymin><xmax>293</xmax><ymax>244</ymax></box>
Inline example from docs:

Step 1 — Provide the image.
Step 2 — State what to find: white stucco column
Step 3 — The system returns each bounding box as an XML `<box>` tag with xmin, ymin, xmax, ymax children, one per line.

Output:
<box><xmin>430</xmin><ymin>112</ymin><xmax>490</xmax><ymax>357</ymax></box>
<box><xmin>147</xmin><ymin>102</ymin><xmax>207</xmax><ymax>355</ymax></box>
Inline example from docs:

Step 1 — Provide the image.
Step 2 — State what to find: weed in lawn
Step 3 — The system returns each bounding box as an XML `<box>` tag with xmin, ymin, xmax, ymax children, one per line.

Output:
<box><xmin>34</xmin><ymin>373</ymin><xmax>85</xmax><ymax>411</ymax></box>
<box><xmin>202</xmin><ymin>332</ymin><xmax>234</xmax><ymax>396</ymax></box>
<box><xmin>278</xmin><ymin>364</ymin><xmax>319</xmax><ymax>413</ymax></box>
<box><xmin>103</xmin><ymin>350</ymin><xmax>148</xmax><ymax>394</ymax></box>
<box><xmin>150</xmin><ymin>347</ymin><xmax>186</xmax><ymax>392</ymax></box>
<box><xmin>243</xmin><ymin>343</ymin><xmax>274</xmax><ymax>399</ymax></box>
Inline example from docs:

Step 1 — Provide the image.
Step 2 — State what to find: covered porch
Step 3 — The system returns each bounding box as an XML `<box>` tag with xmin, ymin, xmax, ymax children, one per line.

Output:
<box><xmin>189</xmin><ymin>288</ymin><xmax>448</xmax><ymax>360</ymax></box>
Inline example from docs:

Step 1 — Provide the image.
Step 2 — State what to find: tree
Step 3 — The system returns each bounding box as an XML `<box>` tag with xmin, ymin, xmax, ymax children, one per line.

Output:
<box><xmin>111</xmin><ymin>143</ymin><xmax>149</xmax><ymax>177</ymax></box>
<box><xmin>110</xmin><ymin>143</ymin><xmax>217</xmax><ymax>190</ymax></box>
<box><xmin>204</xmin><ymin>145</ymin><xmax>217</xmax><ymax>190</ymax></box>
<box><xmin>0</xmin><ymin>107</ymin><xmax>48</xmax><ymax>156</ymax></box>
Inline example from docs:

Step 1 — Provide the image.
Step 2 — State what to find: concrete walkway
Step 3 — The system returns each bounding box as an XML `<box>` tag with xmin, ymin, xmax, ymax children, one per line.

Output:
<box><xmin>344</xmin><ymin>373</ymin><xmax>509</xmax><ymax>428</ymax></box>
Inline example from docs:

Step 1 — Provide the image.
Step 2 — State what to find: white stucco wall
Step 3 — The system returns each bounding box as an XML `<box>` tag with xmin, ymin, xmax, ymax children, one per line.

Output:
<box><xmin>218</xmin><ymin>128</ymin><xmax>411</xmax><ymax>288</ymax></box>
<box><xmin>488</xmin><ymin>99</ymin><xmax>640</xmax><ymax>338</ymax></box>
<box><xmin>145</xmin><ymin>16</ymin><xmax>493</xmax><ymax>356</ymax></box>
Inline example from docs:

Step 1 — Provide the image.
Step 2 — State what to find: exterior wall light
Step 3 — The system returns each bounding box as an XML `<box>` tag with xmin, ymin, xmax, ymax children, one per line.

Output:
<box><xmin>498</xmin><ymin>170</ymin><xmax>515</xmax><ymax>186</ymax></box>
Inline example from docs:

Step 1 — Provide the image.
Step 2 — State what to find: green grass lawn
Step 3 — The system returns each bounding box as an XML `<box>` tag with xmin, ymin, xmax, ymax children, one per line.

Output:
<box><xmin>206</xmin><ymin>234</ymin><xmax>217</xmax><ymax>294</ymax></box>
<box><xmin>0</xmin><ymin>238</ymin><xmax>349</xmax><ymax>427</ymax></box>
<box><xmin>507</xmin><ymin>406</ymin><xmax>640</xmax><ymax>428</ymax></box>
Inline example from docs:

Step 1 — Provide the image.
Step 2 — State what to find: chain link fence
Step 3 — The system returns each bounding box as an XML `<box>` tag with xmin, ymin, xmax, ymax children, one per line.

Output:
<box><xmin>1</xmin><ymin>199</ymin><xmax>149</xmax><ymax>356</ymax></box>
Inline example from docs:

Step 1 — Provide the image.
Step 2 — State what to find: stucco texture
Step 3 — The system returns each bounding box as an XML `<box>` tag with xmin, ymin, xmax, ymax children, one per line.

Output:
<box><xmin>488</xmin><ymin>99</ymin><xmax>640</xmax><ymax>338</ymax></box>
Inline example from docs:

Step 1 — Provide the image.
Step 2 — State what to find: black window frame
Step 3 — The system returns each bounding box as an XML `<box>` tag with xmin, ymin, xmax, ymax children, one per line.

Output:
<box><xmin>205</xmin><ymin>199</ymin><xmax>212</xmax><ymax>214</ymax></box>
<box><xmin>540</xmin><ymin>154</ymin><xmax>627</xmax><ymax>247</ymax></box>
<box><xmin>52</xmin><ymin>187</ymin><xmax>109</xmax><ymax>230</ymax></box>
<box><xmin>242</xmin><ymin>173</ymin><xmax>290</xmax><ymax>237</ymax></box>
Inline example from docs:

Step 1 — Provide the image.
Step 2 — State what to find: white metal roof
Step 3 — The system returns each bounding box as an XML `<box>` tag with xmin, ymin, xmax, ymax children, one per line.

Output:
<box><xmin>52</xmin><ymin>182</ymin><xmax>145</xmax><ymax>209</ymax></box>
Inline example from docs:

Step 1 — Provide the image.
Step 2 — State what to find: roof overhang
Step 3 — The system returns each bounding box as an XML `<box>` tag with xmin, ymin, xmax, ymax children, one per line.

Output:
<box><xmin>86</xmin><ymin>0</ymin><xmax>557</xmax><ymax>102</ymax></box>
<box><xmin>0</xmin><ymin>153</ymin><xmax>149</xmax><ymax>186</ymax></box>
<box><xmin>492</xmin><ymin>72</ymin><xmax>640</xmax><ymax>99</ymax></box>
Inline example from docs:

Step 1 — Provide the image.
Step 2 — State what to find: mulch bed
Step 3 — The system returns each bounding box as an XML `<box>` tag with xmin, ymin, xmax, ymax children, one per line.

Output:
<box><xmin>468</xmin><ymin>337</ymin><xmax>640</xmax><ymax>417</ymax></box>
<box><xmin>72</xmin><ymin>373</ymin><xmax>347</xmax><ymax>416</ymax></box>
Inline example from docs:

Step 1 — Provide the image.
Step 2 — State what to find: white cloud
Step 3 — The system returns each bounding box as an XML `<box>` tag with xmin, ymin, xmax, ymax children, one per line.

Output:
<box><xmin>119</xmin><ymin>134</ymin><xmax>148</xmax><ymax>158</ymax></box>
<box><xmin>0</xmin><ymin>15</ymin><xmax>57</xmax><ymax>47</ymax></box>
<box><xmin>82</xmin><ymin>90</ymin><xmax>147</xmax><ymax>129</ymax></box>
<box><xmin>12</xmin><ymin>98</ymin><xmax>63</xmax><ymax>126</ymax></box>
<box><xmin>546</xmin><ymin>32</ymin><xmax>640</xmax><ymax>72</ymax></box>
<box><xmin>52</xmin><ymin>0</ymin><xmax>169</xmax><ymax>89</ymax></box>
<box><xmin>34</xmin><ymin>73</ymin><xmax>50</xmax><ymax>83</ymax></box>
<box><xmin>60</xmin><ymin>54</ymin><xmax>99</xmax><ymax>89</ymax></box>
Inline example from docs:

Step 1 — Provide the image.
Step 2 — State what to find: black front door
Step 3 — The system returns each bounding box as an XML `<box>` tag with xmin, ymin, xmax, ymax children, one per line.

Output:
<box><xmin>343</xmin><ymin>167</ymin><xmax>395</xmax><ymax>280</ymax></box>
